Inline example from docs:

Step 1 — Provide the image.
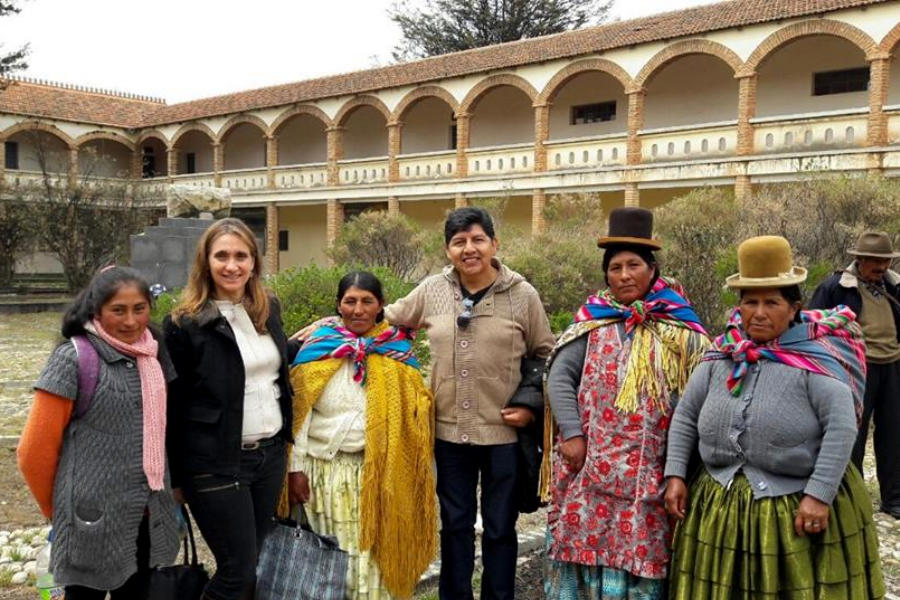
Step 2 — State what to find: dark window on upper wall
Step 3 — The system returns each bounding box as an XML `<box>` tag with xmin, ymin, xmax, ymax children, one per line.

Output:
<box><xmin>4</xmin><ymin>141</ymin><xmax>19</xmax><ymax>169</ymax></box>
<box><xmin>142</xmin><ymin>147</ymin><xmax>156</xmax><ymax>178</ymax></box>
<box><xmin>449</xmin><ymin>124</ymin><xmax>458</xmax><ymax>150</ymax></box>
<box><xmin>186</xmin><ymin>152</ymin><xmax>196</xmax><ymax>174</ymax></box>
<box><xmin>278</xmin><ymin>230</ymin><xmax>289</xmax><ymax>251</ymax></box>
<box><xmin>813</xmin><ymin>67</ymin><xmax>869</xmax><ymax>96</ymax></box>
<box><xmin>571</xmin><ymin>102</ymin><xmax>617</xmax><ymax>125</ymax></box>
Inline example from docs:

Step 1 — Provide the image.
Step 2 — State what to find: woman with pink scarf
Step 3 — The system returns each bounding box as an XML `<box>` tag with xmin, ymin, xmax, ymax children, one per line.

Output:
<box><xmin>18</xmin><ymin>266</ymin><xmax>179</xmax><ymax>599</ymax></box>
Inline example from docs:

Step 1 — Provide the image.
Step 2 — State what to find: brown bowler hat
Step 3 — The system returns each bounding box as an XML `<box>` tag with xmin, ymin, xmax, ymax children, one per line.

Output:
<box><xmin>847</xmin><ymin>231</ymin><xmax>900</xmax><ymax>259</ymax></box>
<box><xmin>597</xmin><ymin>207</ymin><xmax>662</xmax><ymax>250</ymax></box>
<box><xmin>726</xmin><ymin>236</ymin><xmax>807</xmax><ymax>289</ymax></box>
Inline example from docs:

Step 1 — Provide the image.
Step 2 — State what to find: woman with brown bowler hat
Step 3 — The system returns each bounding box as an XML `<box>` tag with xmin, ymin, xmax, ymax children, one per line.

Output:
<box><xmin>665</xmin><ymin>235</ymin><xmax>884</xmax><ymax>599</ymax></box>
<box><xmin>543</xmin><ymin>207</ymin><xmax>710</xmax><ymax>599</ymax></box>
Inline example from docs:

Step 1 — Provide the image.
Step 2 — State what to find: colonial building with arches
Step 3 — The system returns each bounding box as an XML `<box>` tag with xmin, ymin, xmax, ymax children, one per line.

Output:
<box><xmin>3</xmin><ymin>0</ymin><xmax>900</xmax><ymax>271</ymax></box>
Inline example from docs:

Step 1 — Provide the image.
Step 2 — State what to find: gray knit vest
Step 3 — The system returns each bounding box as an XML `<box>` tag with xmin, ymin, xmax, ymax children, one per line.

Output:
<box><xmin>35</xmin><ymin>336</ymin><xmax>179</xmax><ymax>590</ymax></box>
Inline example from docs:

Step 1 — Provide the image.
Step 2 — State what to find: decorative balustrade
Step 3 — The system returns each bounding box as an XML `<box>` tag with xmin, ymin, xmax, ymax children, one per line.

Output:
<box><xmin>273</xmin><ymin>163</ymin><xmax>328</xmax><ymax>189</ymax></box>
<box><xmin>467</xmin><ymin>143</ymin><xmax>534</xmax><ymax>176</ymax></box>
<box><xmin>546</xmin><ymin>135</ymin><xmax>627</xmax><ymax>171</ymax></box>
<box><xmin>171</xmin><ymin>172</ymin><xmax>217</xmax><ymax>188</ymax></box>
<box><xmin>752</xmin><ymin>109</ymin><xmax>868</xmax><ymax>154</ymax></box>
<box><xmin>641</xmin><ymin>122</ymin><xmax>738</xmax><ymax>162</ymax></box>
<box><xmin>220</xmin><ymin>168</ymin><xmax>269</xmax><ymax>191</ymax></box>
<box><xmin>397</xmin><ymin>151</ymin><xmax>456</xmax><ymax>181</ymax></box>
<box><xmin>338</xmin><ymin>157</ymin><xmax>389</xmax><ymax>185</ymax></box>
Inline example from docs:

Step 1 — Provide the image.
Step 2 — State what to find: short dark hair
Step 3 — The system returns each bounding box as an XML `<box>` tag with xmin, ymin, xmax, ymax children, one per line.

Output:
<box><xmin>739</xmin><ymin>284</ymin><xmax>804</xmax><ymax>323</ymax></box>
<box><xmin>61</xmin><ymin>266</ymin><xmax>152</xmax><ymax>339</ymax></box>
<box><xmin>336</xmin><ymin>271</ymin><xmax>385</xmax><ymax>322</ymax></box>
<box><xmin>444</xmin><ymin>207</ymin><xmax>495</xmax><ymax>245</ymax></box>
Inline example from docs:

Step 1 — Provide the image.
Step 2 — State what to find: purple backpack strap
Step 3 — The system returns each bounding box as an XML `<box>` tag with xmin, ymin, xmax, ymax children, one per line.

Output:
<box><xmin>71</xmin><ymin>335</ymin><xmax>100</xmax><ymax>418</ymax></box>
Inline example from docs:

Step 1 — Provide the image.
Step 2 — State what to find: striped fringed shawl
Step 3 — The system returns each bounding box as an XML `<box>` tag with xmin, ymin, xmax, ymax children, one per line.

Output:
<box><xmin>704</xmin><ymin>305</ymin><xmax>867</xmax><ymax>421</ymax></box>
<box><xmin>281</xmin><ymin>321</ymin><xmax>436</xmax><ymax>598</ymax></box>
<box><xmin>539</xmin><ymin>277</ymin><xmax>711</xmax><ymax>502</ymax></box>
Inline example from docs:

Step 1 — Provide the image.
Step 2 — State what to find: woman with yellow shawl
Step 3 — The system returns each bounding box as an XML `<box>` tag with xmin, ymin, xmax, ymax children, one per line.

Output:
<box><xmin>543</xmin><ymin>208</ymin><xmax>710</xmax><ymax>600</ymax></box>
<box><xmin>284</xmin><ymin>271</ymin><xmax>436</xmax><ymax>599</ymax></box>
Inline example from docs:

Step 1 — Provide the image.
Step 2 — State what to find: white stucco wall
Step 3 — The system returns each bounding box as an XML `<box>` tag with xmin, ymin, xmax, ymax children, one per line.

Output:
<box><xmin>644</xmin><ymin>55</ymin><xmax>739</xmax><ymax>130</ymax></box>
<box><xmin>78</xmin><ymin>139</ymin><xmax>132</xmax><ymax>177</ymax></box>
<box><xmin>548</xmin><ymin>71</ymin><xmax>628</xmax><ymax>140</ymax></box>
<box><xmin>343</xmin><ymin>106</ymin><xmax>388</xmax><ymax>159</ymax></box>
<box><xmin>469</xmin><ymin>86</ymin><xmax>534</xmax><ymax>148</ymax></box>
<box><xmin>175</xmin><ymin>130</ymin><xmax>214</xmax><ymax>173</ymax></box>
<box><xmin>7</xmin><ymin>130</ymin><xmax>68</xmax><ymax>172</ymax></box>
<box><xmin>277</xmin><ymin>115</ymin><xmax>327</xmax><ymax>165</ymax></box>
<box><xmin>756</xmin><ymin>36</ymin><xmax>870</xmax><ymax>118</ymax></box>
<box><xmin>223</xmin><ymin>123</ymin><xmax>266</xmax><ymax>170</ymax></box>
<box><xmin>401</xmin><ymin>97</ymin><xmax>455</xmax><ymax>154</ymax></box>
<box><xmin>278</xmin><ymin>204</ymin><xmax>329</xmax><ymax>267</ymax></box>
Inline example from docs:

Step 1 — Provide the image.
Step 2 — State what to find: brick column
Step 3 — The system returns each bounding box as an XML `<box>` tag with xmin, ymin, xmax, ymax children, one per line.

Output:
<box><xmin>454</xmin><ymin>193</ymin><xmax>468</xmax><ymax>209</ymax></box>
<box><xmin>532</xmin><ymin>189</ymin><xmax>547</xmax><ymax>236</ymax></box>
<box><xmin>533</xmin><ymin>103</ymin><xmax>550</xmax><ymax>173</ymax></box>
<box><xmin>264</xmin><ymin>203</ymin><xmax>279</xmax><ymax>274</ymax></box>
<box><xmin>326</xmin><ymin>126</ymin><xmax>344</xmax><ymax>186</ymax></box>
<box><xmin>868</xmin><ymin>54</ymin><xmax>891</xmax><ymax>148</ymax></box>
<box><xmin>213</xmin><ymin>143</ymin><xmax>224</xmax><ymax>186</ymax></box>
<box><xmin>131</xmin><ymin>148</ymin><xmax>143</xmax><ymax>179</ymax></box>
<box><xmin>735</xmin><ymin>174</ymin><xmax>753</xmax><ymax>203</ymax></box>
<box><xmin>167</xmin><ymin>147</ymin><xmax>179</xmax><ymax>181</ymax></box>
<box><xmin>326</xmin><ymin>199</ymin><xmax>343</xmax><ymax>248</ymax></box>
<box><xmin>455</xmin><ymin>112</ymin><xmax>470</xmax><ymax>178</ymax></box>
<box><xmin>737</xmin><ymin>73</ymin><xmax>758</xmax><ymax>156</ymax></box>
<box><xmin>266</xmin><ymin>135</ymin><xmax>278</xmax><ymax>189</ymax></box>
<box><xmin>68</xmin><ymin>147</ymin><xmax>79</xmax><ymax>186</ymax></box>
<box><xmin>624</xmin><ymin>182</ymin><xmax>640</xmax><ymax>207</ymax></box>
<box><xmin>626</xmin><ymin>89</ymin><xmax>646</xmax><ymax>166</ymax></box>
<box><xmin>387</xmin><ymin>196</ymin><xmax>400</xmax><ymax>216</ymax></box>
<box><xmin>388</xmin><ymin>121</ymin><xmax>402</xmax><ymax>182</ymax></box>
<box><xmin>0</xmin><ymin>139</ymin><xmax>5</xmax><ymax>183</ymax></box>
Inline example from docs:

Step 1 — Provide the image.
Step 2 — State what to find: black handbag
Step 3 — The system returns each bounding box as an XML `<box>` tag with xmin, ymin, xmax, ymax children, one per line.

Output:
<box><xmin>146</xmin><ymin>505</ymin><xmax>210</xmax><ymax>600</ymax></box>
<box><xmin>507</xmin><ymin>357</ymin><xmax>547</xmax><ymax>514</ymax></box>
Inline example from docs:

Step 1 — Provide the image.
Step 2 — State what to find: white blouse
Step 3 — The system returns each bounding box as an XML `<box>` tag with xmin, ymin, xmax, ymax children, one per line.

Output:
<box><xmin>215</xmin><ymin>300</ymin><xmax>283</xmax><ymax>443</ymax></box>
<box><xmin>291</xmin><ymin>360</ymin><xmax>366</xmax><ymax>471</ymax></box>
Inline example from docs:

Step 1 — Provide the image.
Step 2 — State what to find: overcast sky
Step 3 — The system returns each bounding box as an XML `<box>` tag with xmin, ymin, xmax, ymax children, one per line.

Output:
<box><xmin>2</xmin><ymin>0</ymin><xmax>721</xmax><ymax>104</ymax></box>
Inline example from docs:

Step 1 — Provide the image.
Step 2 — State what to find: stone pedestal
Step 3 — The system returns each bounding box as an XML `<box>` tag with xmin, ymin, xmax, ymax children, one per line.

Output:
<box><xmin>130</xmin><ymin>217</ymin><xmax>214</xmax><ymax>291</ymax></box>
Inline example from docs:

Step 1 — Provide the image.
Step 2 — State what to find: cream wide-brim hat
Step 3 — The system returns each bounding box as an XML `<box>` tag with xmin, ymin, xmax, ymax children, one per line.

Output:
<box><xmin>725</xmin><ymin>235</ymin><xmax>808</xmax><ymax>289</ymax></box>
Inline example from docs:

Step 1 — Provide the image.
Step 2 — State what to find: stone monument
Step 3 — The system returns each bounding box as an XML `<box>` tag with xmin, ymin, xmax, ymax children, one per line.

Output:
<box><xmin>130</xmin><ymin>186</ymin><xmax>232</xmax><ymax>291</ymax></box>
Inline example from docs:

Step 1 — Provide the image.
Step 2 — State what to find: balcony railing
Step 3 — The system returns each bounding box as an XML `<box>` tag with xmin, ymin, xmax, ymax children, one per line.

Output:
<box><xmin>273</xmin><ymin>163</ymin><xmax>328</xmax><ymax>189</ymax></box>
<box><xmin>339</xmin><ymin>157</ymin><xmax>389</xmax><ymax>185</ymax></box>
<box><xmin>546</xmin><ymin>134</ymin><xmax>627</xmax><ymax>171</ymax></box>
<box><xmin>641</xmin><ymin>121</ymin><xmax>738</xmax><ymax>163</ymax></box>
<box><xmin>397</xmin><ymin>150</ymin><xmax>456</xmax><ymax>181</ymax></box>
<box><xmin>221</xmin><ymin>167</ymin><xmax>269</xmax><ymax>191</ymax></box>
<box><xmin>752</xmin><ymin>109</ymin><xmax>868</xmax><ymax>154</ymax></box>
<box><xmin>171</xmin><ymin>173</ymin><xmax>217</xmax><ymax>188</ymax></box>
<box><xmin>467</xmin><ymin>143</ymin><xmax>534</xmax><ymax>176</ymax></box>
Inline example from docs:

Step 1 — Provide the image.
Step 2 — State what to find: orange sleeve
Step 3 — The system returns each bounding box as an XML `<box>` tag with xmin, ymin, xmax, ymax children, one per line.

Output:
<box><xmin>17</xmin><ymin>390</ymin><xmax>74</xmax><ymax>519</ymax></box>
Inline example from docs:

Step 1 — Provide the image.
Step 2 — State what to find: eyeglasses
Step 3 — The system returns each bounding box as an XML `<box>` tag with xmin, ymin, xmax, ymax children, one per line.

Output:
<box><xmin>457</xmin><ymin>298</ymin><xmax>475</xmax><ymax>328</ymax></box>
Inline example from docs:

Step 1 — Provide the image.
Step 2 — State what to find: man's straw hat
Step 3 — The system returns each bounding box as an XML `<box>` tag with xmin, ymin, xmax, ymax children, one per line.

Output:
<box><xmin>847</xmin><ymin>231</ymin><xmax>900</xmax><ymax>259</ymax></box>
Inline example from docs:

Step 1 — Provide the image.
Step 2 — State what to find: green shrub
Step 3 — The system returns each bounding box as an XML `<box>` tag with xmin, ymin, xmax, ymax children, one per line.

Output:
<box><xmin>150</xmin><ymin>290</ymin><xmax>178</xmax><ymax>325</ymax></box>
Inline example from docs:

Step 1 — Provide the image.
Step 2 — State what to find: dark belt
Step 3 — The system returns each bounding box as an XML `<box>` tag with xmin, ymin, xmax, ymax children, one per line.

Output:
<box><xmin>241</xmin><ymin>437</ymin><xmax>278</xmax><ymax>451</ymax></box>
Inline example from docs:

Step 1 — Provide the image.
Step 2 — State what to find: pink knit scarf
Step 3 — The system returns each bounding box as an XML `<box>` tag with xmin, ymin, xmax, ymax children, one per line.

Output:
<box><xmin>90</xmin><ymin>319</ymin><xmax>167</xmax><ymax>491</ymax></box>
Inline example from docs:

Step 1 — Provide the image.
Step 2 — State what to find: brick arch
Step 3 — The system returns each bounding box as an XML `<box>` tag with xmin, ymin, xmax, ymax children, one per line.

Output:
<box><xmin>391</xmin><ymin>86</ymin><xmax>459</xmax><ymax>122</ymax></box>
<box><xmin>880</xmin><ymin>22</ymin><xmax>900</xmax><ymax>54</ymax></box>
<box><xmin>746</xmin><ymin>20</ymin><xmax>878</xmax><ymax>72</ymax></box>
<box><xmin>538</xmin><ymin>59</ymin><xmax>633</xmax><ymax>104</ymax></box>
<box><xmin>217</xmin><ymin>114</ymin><xmax>268</xmax><ymax>144</ymax></box>
<box><xmin>634</xmin><ymin>40</ymin><xmax>743</xmax><ymax>88</ymax></box>
<box><xmin>136</xmin><ymin>129</ymin><xmax>170</xmax><ymax>146</ymax></box>
<box><xmin>170</xmin><ymin>122</ymin><xmax>216</xmax><ymax>148</ymax></box>
<box><xmin>269</xmin><ymin>105</ymin><xmax>332</xmax><ymax>135</ymax></box>
<box><xmin>459</xmin><ymin>74</ymin><xmax>539</xmax><ymax>114</ymax></box>
<box><xmin>334</xmin><ymin>95</ymin><xmax>392</xmax><ymax>127</ymax></box>
<box><xmin>75</xmin><ymin>131</ymin><xmax>136</xmax><ymax>152</ymax></box>
<box><xmin>1</xmin><ymin>121</ymin><xmax>75</xmax><ymax>148</ymax></box>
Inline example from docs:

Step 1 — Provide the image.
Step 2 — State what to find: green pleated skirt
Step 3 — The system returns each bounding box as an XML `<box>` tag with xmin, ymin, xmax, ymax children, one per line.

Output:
<box><xmin>669</xmin><ymin>466</ymin><xmax>885</xmax><ymax>600</ymax></box>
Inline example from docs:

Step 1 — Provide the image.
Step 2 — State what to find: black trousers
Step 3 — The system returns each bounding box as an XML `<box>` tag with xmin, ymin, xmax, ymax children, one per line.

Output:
<box><xmin>852</xmin><ymin>360</ymin><xmax>900</xmax><ymax>512</ymax></box>
<box><xmin>434</xmin><ymin>439</ymin><xmax>519</xmax><ymax>600</ymax></box>
<box><xmin>183</xmin><ymin>439</ymin><xmax>287</xmax><ymax>600</ymax></box>
<box><xmin>64</xmin><ymin>515</ymin><xmax>150</xmax><ymax>600</ymax></box>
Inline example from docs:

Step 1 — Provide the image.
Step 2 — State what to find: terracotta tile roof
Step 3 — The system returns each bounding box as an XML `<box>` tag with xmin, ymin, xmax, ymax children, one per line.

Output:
<box><xmin>0</xmin><ymin>0</ymin><xmax>892</xmax><ymax>130</ymax></box>
<box><xmin>0</xmin><ymin>78</ymin><xmax>164</xmax><ymax>129</ymax></box>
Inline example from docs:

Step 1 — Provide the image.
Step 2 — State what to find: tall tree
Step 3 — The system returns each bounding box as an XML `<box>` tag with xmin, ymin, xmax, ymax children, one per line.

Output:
<box><xmin>389</xmin><ymin>0</ymin><xmax>613</xmax><ymax>61</ymax></box>
<box><xmin>0</xmin><ymin>1</ymin><xmax>28</xmax><ymax>83</ymax></box>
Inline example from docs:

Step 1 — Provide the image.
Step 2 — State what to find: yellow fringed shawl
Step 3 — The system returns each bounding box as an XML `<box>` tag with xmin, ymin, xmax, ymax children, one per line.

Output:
<box><xmin>538</xmin><ymin>318</ymin><xmax>710</xmax><ymax>502</ymax></box>
<box><xmin>278</xmin><ymin>322</ymin><xmax>437</xmax><ymax>598</ymax></box>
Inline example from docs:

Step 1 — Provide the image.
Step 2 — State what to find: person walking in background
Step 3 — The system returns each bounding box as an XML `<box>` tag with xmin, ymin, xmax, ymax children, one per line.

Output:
<box><xmin>18</xmin><ymin>266</ymin><xmax>180</xmax><ymax>599</ymax></box>
<box><xmin>385</xmin><ymin>207</ymin><xmax>556</xmax><ymax>600</ymax></box>
<box><xmin>809</xmin><ymin>230</ymin><xmax>900</xmax><ymax>519</ymax></box>
<box><xmin>543</xmin><ymin>207</ymin><xmax>710</xmax><ymax>599</ymax></box>
<box><xmin>286</xmin><ymin>270</ymin><xmax>436</xmax><ymax>599</ymax></box>
<box><xmin>665</xmin><ymin>235</ymin><xmax>883</xmax><ymax>598</ymax></box>
<box><xmin>164</xmin><ymin>217</ymin><xmax>294</xmax><ymax>600</ymax></box>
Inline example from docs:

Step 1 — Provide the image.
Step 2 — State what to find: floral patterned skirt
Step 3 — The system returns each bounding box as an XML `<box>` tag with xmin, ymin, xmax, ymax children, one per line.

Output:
<box><xmin>305</xmin><ymin>452</ymin><xmax>395</xmax><ymax>600</ymax></box>
<box><xmin>545</xmin><ymin>530</ymin><xmax>666</xmax><ymax>600</ymax></box>
<box><xmin>669</xmin><ymin>466</ymin><xmax>884</xmax><ymax>600</ymax></box>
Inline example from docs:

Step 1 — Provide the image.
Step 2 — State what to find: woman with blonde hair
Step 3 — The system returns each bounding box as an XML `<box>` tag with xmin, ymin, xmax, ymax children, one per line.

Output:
<box><xmin>164</xmin><ymin>217</ymin><xmax>294</xmax><ymax>600</ymax></box>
